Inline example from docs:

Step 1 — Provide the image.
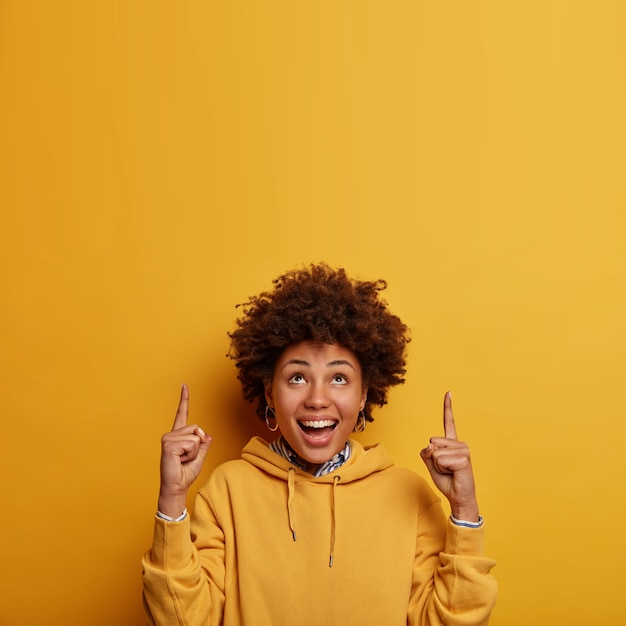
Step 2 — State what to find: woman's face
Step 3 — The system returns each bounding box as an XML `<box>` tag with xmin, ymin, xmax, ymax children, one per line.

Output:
<box><xmin>265</xmin><ymin>340</ymin><xmax>368</xmax><ymax>472</ymax></box>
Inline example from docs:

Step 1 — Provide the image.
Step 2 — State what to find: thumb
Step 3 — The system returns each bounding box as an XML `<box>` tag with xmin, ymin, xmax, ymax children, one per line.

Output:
<box><xmin>195</xmin><ymin>427</ymin><xmax>213</xmax><ymax>462</ymax></box>
<box><xmin>420</xmin><ymin>444</ymin><xmax>435</xmax><ymax>473</ymax></box>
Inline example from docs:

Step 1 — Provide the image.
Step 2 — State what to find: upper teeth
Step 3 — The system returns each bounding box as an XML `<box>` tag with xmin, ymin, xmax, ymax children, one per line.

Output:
<box><xmin>300</xmin><ymin>420</ymin><xmax>335</xmax><ymax>428</ymax></box>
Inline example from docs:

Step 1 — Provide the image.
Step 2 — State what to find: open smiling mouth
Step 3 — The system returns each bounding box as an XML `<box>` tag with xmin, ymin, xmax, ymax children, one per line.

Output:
<box><xmin>297</xmin><ymin>419</ymin><xmax>338</xmax><ymax>437</ymax></box>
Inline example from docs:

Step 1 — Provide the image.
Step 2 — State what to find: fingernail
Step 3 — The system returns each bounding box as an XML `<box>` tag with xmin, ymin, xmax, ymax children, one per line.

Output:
<box><xmin>197</xmin><ymin>427</ymin><xmax>206</xmax><ymax>437</ymax></box>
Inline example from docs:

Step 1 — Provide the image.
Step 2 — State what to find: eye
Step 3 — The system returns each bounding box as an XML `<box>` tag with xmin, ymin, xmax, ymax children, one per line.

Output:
<box><xmin>332</xmin><ymin>374</ymin><xmax>348</xmax><ymax>385</ymax></box>
<box><xmin>288</xmin><ymin>373</ymin><xmax>306</xmax><ymax>384</ymax></box>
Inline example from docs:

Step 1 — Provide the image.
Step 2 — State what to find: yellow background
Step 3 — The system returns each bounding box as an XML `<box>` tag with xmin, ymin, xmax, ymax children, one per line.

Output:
<box><xmin>1</xmin><ymin>2</ymin><xmax>625</xmax><ymax>624</ymax></box>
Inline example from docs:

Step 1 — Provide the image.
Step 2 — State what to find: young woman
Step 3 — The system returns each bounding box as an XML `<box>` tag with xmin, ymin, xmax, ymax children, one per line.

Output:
<box><xmin>142</xmin><ymin>263</ymin><xmax>497</xmax><ymax>625</ymax></box>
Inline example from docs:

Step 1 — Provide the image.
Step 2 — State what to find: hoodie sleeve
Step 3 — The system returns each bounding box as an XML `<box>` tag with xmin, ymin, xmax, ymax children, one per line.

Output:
<box><xmin>408</xmin><ymin>500</ymin><xmax>498</xmax><ymax>625</ymax></box>
<box><xmin>141</xmin><ymin>491</ymin><xmax>226</xmax><ymax>626</ymax></box>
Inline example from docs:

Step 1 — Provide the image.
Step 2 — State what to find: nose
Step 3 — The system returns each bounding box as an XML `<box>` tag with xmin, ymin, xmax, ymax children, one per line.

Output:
<box><xmin>304</xmin><ymin>381</ymin><xmax>331</xmax><ymax>409</ymax></box>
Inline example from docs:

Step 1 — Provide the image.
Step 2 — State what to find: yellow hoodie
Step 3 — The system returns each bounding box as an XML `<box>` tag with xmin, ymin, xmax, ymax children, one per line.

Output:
<box><xmin>142</xmin><ymin>437</ymin><xmax>497</xmax><ymax>625</ymax></box>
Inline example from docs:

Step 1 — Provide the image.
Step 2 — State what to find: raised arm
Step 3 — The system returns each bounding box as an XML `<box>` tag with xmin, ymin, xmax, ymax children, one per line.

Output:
<box><xmin>143</xmin><ymin>386</ymin><xmax>219</xmax><ymax>626</ymax></box>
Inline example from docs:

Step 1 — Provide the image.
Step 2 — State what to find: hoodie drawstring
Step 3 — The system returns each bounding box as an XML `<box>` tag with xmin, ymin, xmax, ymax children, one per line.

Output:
<box><xmin>287</xmin><ymin>468</ymin><xmax>297</xmax><ymax>541</ymax></box>
<box><xmin>329</xmin><ymin>475</ymin><xmax>340</xmax><ymax>567</ymax></box>
<box><xmin>286</xmin><ymin>468</ymin><xmax>341</xmax><ymax>567</ymax></box>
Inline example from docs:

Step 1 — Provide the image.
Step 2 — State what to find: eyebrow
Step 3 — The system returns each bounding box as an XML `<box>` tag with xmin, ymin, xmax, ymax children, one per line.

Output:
<box><xmin>281</xmin><ymin>359</ymin><xmax>356</xmax><ymax>371</ymax></box>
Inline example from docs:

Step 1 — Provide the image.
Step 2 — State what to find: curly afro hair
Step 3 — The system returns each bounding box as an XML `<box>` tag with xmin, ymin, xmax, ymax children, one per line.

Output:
<box><xmin>228</xmin><ymin>263</ymin><xmax>410</xmax><ymax>422</ymax></box>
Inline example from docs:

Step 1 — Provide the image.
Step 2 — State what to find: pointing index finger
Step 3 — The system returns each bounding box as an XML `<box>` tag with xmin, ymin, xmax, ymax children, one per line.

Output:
<box><xmin>172</xmin><ymin>384</ymin><xmax>190</xmax><ymax>430</ymax></box>
<box><xmin>443</xmin><ymin>390</ymin><xmax>458</xmax><ymax>440</ymax></box>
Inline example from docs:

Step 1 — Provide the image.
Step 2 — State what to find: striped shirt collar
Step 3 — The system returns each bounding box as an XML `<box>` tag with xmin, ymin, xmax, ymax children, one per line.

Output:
<box><xmin>270</xmin><ymin>436</ymin><xmax>351</xmax><ymax>477</ymax></box>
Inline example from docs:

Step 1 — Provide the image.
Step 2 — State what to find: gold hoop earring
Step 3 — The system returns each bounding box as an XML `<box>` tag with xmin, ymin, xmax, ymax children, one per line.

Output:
<box><xmin>265</xmin><ymin>405</ymin><xmax>279</xmax><ymax>432</ymax></box>
<box><xmin>354</xmin><ymin>409</ymin><xmax>366</xmax><ymax>433</ymax></box>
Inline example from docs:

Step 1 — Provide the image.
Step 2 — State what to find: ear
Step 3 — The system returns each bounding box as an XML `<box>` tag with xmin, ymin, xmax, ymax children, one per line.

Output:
<box><xmin>360</xmin><ymin>387</ymin><xmax>369</xmax><ymax>410</ymax></box>
<box><xmin>264</xmin><ymin>382</ymin><xmax>274</xmax><ymax>408</ymax></box>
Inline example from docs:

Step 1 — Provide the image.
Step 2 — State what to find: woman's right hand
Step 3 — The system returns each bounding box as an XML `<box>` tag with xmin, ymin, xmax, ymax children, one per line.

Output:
<box><xmin>157</xmin><ymin>384</ymin><xmax>213</xmax><ymax>518</ymax></box>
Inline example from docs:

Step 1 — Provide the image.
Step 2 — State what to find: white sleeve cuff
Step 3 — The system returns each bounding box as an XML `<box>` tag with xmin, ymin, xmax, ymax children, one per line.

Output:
<box><xmin>450</xmin><ymin>514</ymin><xmax>484</xmax><ymax>528</ymax></box>
<box><xmin>156</xmin><ymin>507</ymin><xmax>188</xmax><ymax>522</ymax></box>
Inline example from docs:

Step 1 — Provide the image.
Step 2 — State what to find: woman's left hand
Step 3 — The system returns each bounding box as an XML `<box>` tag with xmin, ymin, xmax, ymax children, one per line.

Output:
<box><xmin>420</xmin><ymin>392</ymin><xmax>480</xmax><ymax>522</ymax></box>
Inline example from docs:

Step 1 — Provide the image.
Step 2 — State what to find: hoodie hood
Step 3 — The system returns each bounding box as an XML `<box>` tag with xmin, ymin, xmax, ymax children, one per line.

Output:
<box><xmin>241</xmin><ymin>436</ymin><xmax>395</xmax><ymax>566</ymax></box>
<box><xmin>241</xmin><ymin>436</ymin><xmax>395</xmax><ymax>482</ymax></box>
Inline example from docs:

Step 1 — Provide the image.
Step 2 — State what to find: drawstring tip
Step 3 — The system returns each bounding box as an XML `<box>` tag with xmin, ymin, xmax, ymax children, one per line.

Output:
<box><xmin>329</xmin><ymin>555</ymin><xmax>334</xmax><ymax>567</ymax></box>
<box><xmin>292</xmin><ymin>531</ymin><xmax>297</xmax><ymax>541</ymax></box>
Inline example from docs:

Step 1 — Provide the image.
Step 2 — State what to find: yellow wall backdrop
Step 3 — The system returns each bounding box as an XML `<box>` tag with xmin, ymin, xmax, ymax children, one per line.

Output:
<box><xmin>1</xmin><ymin>2</ymin><xmax>625</xmax><ymax>624</ymax></box>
